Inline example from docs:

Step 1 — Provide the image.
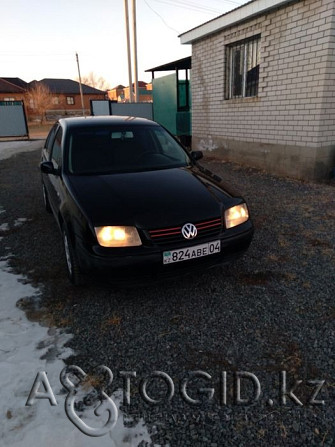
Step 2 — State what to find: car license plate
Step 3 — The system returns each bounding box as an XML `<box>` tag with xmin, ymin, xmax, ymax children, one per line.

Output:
<box><xmin>163</xmin><ymin>240</ymin><xmax>221</xmax><ymax>265</ymax></box>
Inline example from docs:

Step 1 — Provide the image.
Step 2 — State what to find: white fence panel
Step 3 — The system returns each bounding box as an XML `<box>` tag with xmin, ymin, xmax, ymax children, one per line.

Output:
<box><xmin>90</xmin><ymin>100</ymin><xmax>110</xmax><ymax>116</ymax></box>
<box><xmin>111</xmin><ymin>103</ymin><xmax>153</xmax><ymax>120</ymax></box>
<box><xmin>91</xmin><ymin>100</ymin><xmax>153</xmax><ymax>120</ymax></box>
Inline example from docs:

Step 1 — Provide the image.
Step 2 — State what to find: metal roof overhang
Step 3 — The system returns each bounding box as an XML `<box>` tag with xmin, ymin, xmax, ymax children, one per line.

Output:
<box><xmin>179</xmin><ymin>0</ymin><xmax>294</xmax><ymax>44</ymax></box>
<box><xmin>145</xmin><ymin>57</ymin><xmax>191</xmax><ymax>76</ymax></box>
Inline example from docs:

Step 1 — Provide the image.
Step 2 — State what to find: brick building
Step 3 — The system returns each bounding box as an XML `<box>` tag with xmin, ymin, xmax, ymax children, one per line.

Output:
<box><xmin>0</xmin><ymin>77</ymin><xmax>106</xmax><ymax>118</ymax></box>
<box><xmin>0</xmin><ymin>78</ymin><xmax>27</xmax><ymax>102</ymax></box>
<box><xmin>29</xmin><ymin>78</ymin><xmax>106</xmax><ymax>116</ymax></box>
<box><xmin>107</xmin><ymin>82</ymin><xmax>152</xmax><ymax>103</ymax></box>
<box><xmin>108</xmin><ymin>84</ymin><xmax>126</xmax><ymax>101</ymax></box>
<box><xmin>180</xmin><ymin>0</ymin><xmax>335</xmax><ymax>181</ymax></box>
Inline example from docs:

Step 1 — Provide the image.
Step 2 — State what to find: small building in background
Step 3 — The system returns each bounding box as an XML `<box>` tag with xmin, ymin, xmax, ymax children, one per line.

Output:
<box><xmin>107</xmin><ymin>81</ymin><xmax>152</xmax><ymax>103</ymax></box>
<box><xmin>0</xmin><ymin>78</ymin><xmax>28</xmax><ymax>102</ymax></box>
<box><xmin>108</xmin><ymin>84</ymin><xmax>126</xmax><ymax>102</ymax></box>
<box><xmin>28</xmin><ymin>78</ymin><xmax>106</xmax><ymax>117</ymax></box>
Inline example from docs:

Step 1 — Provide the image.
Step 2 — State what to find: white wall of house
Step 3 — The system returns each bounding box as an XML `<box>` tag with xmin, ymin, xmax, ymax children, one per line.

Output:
<box><xmin>182</xmin><ymin>0</ymin><xmax>335</xmax><ymax>181</ymax></box>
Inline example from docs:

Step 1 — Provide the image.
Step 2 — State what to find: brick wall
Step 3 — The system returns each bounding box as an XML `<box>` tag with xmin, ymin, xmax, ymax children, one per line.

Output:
<box><xmin>0</xmin><ymin>93</ymin><xmax>26</xmax><ymax>102</ymax></box>
<box><xmin>191</xmin><ymin>0</ymin><xmax>335</xmax><ymax>180</ymax></box>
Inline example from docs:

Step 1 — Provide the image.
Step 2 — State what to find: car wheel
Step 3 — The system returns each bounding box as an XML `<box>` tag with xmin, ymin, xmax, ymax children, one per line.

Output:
<box><xmin>62</xmin><ymin>226</ymin><xmax>84</xmax><ymax>286</ymax></box>
<box><xmin>42</xmin><ymin>184</ymin><xmax>52</xmax><ymax>213</ymax></box>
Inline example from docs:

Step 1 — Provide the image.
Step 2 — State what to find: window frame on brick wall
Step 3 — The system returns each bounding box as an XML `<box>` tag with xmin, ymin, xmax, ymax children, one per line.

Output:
<box><xmin>66</xmin><ymin>96</ymin><xmax>75</xmax><ymax>105</ymax></box>
<box><xmin>225</xmin><ymin>34</ymin><xmax>261</xmax><ymax>100</ymax></box>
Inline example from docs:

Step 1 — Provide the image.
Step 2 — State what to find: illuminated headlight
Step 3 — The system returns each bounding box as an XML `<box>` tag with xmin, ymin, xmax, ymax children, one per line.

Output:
<box><xmin>224</xmin><ymin>204</ymin><xmax>249</xmax><ymax>229</ymax></box>
<box><xmin>95</xmin><ymin>226</ymin><xmax>142</xmax><ymax>247</ymax></box>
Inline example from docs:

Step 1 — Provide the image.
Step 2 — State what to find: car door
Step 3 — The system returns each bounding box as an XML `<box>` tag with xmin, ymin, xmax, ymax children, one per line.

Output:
<box><xmin>46</xmin><ymin>126</ymin><xmax>63</xmax><ymax>217</ymax></box>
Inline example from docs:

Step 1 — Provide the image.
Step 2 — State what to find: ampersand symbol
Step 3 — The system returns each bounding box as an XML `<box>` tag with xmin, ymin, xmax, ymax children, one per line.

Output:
<box><xmin>60</xmin><ymin>365</ymin><xmax>118</xmax><ymax>437</ymax></box>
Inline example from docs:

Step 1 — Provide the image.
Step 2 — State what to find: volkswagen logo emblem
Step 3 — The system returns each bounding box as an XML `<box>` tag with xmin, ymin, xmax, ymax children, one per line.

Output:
<box><xmin>181</xmin><ymin>223</ymin><xmax>197</xmax><ymax>240</ymax></box>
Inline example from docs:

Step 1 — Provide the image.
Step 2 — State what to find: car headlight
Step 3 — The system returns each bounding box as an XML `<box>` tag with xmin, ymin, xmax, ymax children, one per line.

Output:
<box><xmin>224</xmin><ymin>204</ymin><xmax>249</xmax><ymax>229</ymax></box>
<box><xmin>95</xmin><ymin>226</ymin><xmax>142</xmax><ymax>247</ymax></box>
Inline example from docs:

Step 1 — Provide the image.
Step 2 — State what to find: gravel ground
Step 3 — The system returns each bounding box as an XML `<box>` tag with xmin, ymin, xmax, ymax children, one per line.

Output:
<box><xmin>0</xmin><ymin>146</ymin><xmax>334</xmax><ymax>446</ymax></box>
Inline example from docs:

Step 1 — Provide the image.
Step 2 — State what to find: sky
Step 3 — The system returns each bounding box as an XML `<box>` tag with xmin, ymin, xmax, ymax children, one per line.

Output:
<box><xmin>1</xmin><ymin>0</ymin><xmax>248</xmax><ymax>88</ymax></box>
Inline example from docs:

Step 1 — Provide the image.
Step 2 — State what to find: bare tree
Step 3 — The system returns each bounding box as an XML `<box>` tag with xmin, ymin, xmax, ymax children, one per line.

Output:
<box><xmin>78</xmin><ymin>72</ymin><xmax>110</xmax><ymax>91</ymax></box>
<box><xmin>27</xmin><ymin>83</ymin><xmax>54</xmax><ymax>124</ymax></box>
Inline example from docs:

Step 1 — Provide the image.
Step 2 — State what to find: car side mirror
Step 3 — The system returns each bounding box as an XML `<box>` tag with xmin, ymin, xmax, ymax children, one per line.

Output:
<box><xmin>191</xmin><ymin>151</ymin><xmax>203</xmax><ymax>161</ymax></box>
<box><xmin>40</xmin><ymin>161</ymin><xmax>58</xmax><ymax>175</ymax></box>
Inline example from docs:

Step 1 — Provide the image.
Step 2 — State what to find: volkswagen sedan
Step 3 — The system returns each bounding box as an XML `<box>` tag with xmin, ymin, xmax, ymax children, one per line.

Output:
<box><xmin>40</xmin><ymin>116</ymin><xmax>253</xmax><ymax>285</ymax></box>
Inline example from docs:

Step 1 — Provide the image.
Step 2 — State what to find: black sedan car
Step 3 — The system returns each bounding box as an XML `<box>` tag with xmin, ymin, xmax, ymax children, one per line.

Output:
<box><xmin>40</xmin><ymin>116</ymin><xmax>253</xmax><ymax>285</ymax></box>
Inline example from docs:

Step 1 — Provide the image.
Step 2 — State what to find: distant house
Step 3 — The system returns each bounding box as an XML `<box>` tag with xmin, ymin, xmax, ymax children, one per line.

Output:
<box><xmin>107</xmin><ymin>81</ymin><xmax>152</xmax><ymax>103</ymax></box>
<box><xmin>28</xmin><ymin>78</ymin><xmax>106</xmax><ymax>116</ymax></box>
<box><xmin>180</xmin><ymin>0</ymin><xmax>335</xmax><ymax>181</ymax></box>
<box><xmin>0</xmin><ymin>78</ymin><xmax>27</xmax><ymax>102</ymax></box>
<box><xmin>0</xmin><ymin>77</ymin><xmax>106</xmax><ymax>118</ymax></box>
<box><xmin>108</xmin><ymin>84</ymin><xmax>125</xmax><ymax>101</ymax></box>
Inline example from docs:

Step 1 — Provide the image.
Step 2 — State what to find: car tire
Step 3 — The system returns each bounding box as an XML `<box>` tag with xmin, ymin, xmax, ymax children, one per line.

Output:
<box><xmin>62</xmin><ymin>226</ymin><xmax>84</xmax><ymax>286</ymax></box>
<box><xmin>42</xmin><ymin>184</ymin><xmax>52</xmax><ymax>213</ymax></box>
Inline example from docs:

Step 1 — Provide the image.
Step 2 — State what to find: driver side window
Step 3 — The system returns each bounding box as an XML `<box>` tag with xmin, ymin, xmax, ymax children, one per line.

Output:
<box><xmin>51</xmin><ymin>127</ymin><xmax>63</xmax><ymax>168</ymax></box>
<box><xmin>45</xmin><ymin>124</ymin><xmax>58</xmax><ymax>158</ymax></box>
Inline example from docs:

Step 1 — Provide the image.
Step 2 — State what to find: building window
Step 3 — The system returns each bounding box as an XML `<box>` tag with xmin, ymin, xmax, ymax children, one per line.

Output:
<box><xmin>66</xmin><ymin>96</ymin><xmax>75</xmax><ymax>105</ymax></box>
<box><xmin>4</xmin><ymin>97</ymin><xmax>15</xmax><ymax>101</ymax></box>
<box><xmin>226</xmin><ymin>35</ymin><xmax>260</xmax><ymax>99</ymax></box>
<box><xmin>52</xmin><ymin>97</ymin><xmax>59</xmax><ymax>105</ymax></box>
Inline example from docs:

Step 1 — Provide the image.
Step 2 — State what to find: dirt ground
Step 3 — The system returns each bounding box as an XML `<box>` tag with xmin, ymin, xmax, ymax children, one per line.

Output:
<box><xmin>28</xmin><ymin>122</ymin><xmax>54</xmax><ymax>139</ymax></box>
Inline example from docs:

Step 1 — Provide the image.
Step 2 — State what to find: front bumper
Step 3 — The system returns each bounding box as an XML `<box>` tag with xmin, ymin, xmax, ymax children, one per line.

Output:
<box><xmin>75</xmin><ymin>220</ymin><xmax>254</xmax><ymax>282</ymax></box>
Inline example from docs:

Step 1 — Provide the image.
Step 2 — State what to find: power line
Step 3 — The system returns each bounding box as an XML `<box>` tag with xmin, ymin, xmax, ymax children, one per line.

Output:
<box><xmin>151</xmin><ymin>0</ymin><xmax>243</xmax><ymax>14</ymax></box>
<box><xmin>151</xmin><ymin>0</ymin><xmax>221</xmax><ymax>14</ymax></box>
<box><xmin>143</xmin><ymin>0</ymin><xmax>181</xmax><ymax>34</ymax></box>
<box><xmin>143</xmin><ymin>0</ymin><xmax>246</xmax><ymax>35</ymax></box>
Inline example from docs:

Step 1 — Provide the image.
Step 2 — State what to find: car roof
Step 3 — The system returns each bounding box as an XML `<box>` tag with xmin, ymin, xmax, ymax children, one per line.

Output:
<box><xmin>58</xmin><ymin>115</ymin><xmax>159</xmax><ymax>129</ymax></box>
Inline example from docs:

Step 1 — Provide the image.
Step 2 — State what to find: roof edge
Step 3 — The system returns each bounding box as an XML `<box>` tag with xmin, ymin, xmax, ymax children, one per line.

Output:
<box><xmin>145</xmin><ymin>56</ymin><xmax>191</xmax><ymax>73</ymax></box>
<box><xmin>0</xmin><ymin>77</ymin><xmax>26</xmax><ymax>92</ymax></box>
<box><xmin>179</xmin><ymin>0</ymin><xmax>294</xmax><ymax>44</ymax></box>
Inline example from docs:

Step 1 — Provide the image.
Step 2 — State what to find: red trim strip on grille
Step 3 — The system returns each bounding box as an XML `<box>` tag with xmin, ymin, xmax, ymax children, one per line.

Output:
<box><xmin>197</xmin><ymin>218</ymin><xmax>221</xmax><ymax>225</ymax></box>
<box><xmin>197</xmin><ymin>219</ymin><xmax>221</xmax><ymax>230</ymax></box>
<box><xmin>150</xmin><ymin>230</ymin><xmax>181</xmax><ymax>238</ymax></box>
<box><xmin>148</xmin><ymin>218</ymin><xmax>222</xmax><ymax>239</ymax></box>
<box><xmin>149</xmin><ymin>226</ymin><xmax>181</xmax><ymax>234</ymax></box>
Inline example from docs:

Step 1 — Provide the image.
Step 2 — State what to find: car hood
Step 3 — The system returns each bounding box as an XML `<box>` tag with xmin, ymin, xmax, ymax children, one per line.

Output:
<box><xmin>67</xmin><ymin>166</ymin><xmax>236</xmax><ymax>229</ymax></box>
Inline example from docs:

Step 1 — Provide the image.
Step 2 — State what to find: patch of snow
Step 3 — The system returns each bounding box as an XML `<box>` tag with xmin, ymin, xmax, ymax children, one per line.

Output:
<box><xmin>0</xmin><ymin>262</ymin><xmax>152</xmax><ymax>447</ymax></box>
<box><xmin>0</xmin><ymin>140</ymin><xmax>43</xmax><ymax>161</ymax></box>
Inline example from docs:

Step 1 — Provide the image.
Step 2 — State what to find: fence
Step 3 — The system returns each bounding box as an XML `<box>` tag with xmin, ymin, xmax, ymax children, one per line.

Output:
<box><xmin>90</xmin><ymin>100</ymin><xmax>153</xmax><ymax>120</ymax></box>
<box><xmin>0</xmin><ymin>101</ymin><xmax>29</xmax><ymax>138</ymax></box>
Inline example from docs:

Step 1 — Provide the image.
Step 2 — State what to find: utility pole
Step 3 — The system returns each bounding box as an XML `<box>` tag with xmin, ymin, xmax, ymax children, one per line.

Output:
<box><xmin>132</xmin><ymin>0</ymin><xmax>139</xmax><ymax>103</ymax></box>
<box><xmin>76</xmin><ymin>52</ymin><xmax>85</xmax><ymax>116</ymax></box>
<box><xmin>124</xmin><ymin>0</ymin><xmax>133</xmax><ymax>103</ymax></box>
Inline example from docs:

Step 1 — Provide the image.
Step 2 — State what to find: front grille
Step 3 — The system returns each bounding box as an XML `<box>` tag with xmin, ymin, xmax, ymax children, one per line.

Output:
<box><xmin>147</xmin><ymin>217</ymin><xmax>222</xmax><ymax>245</ymax></box>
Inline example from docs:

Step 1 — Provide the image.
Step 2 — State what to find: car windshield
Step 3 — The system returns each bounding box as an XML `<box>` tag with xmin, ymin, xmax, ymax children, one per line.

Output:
<box><xmin>67</xmin><ymin>125</ymin><xmax>191</xmax><ymax>175</ymax></box>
